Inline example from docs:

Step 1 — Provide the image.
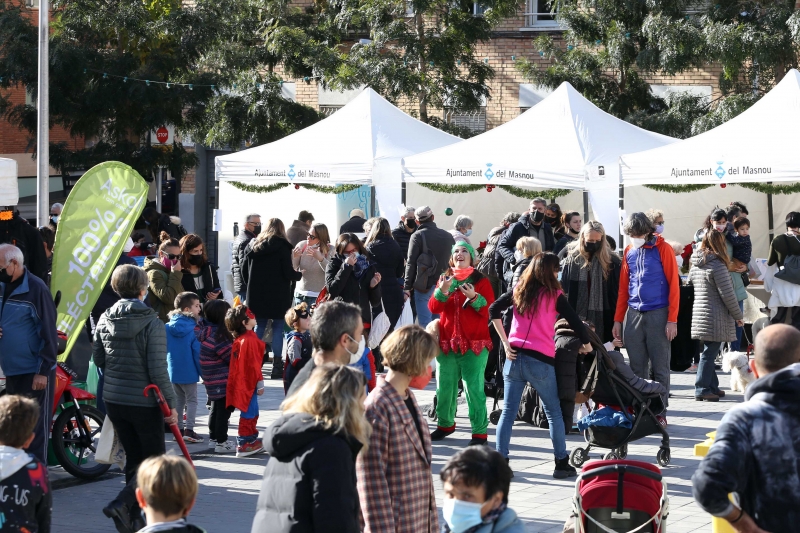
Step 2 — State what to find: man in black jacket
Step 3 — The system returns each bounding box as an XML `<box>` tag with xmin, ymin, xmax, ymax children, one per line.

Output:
<box><xmin>402</xmin><ymin>206</ymin><xmax>454</xmax><ymax>328</ymax></box>
<box><xmin>232</xmin><ymin>213</ymin><xmax>260</xmax><ymax>302</ymax></box>
<box><xmin>339</xmin><ymin>208</ymin><xmax>367</xmax><ymax>235</ymax></box>
<box><xmin>692</xmin><ymin>324</ymin><xmax>800</xmax><ymax>533</ymax></box>
<box><xmin>495</xmin><ymin>197</ymin><xmax>555</xmax><ymax>290</ymax></box>
<box><xmin>391</xmin><ymin>206</ymin><xmax>416</xmax><ymax>258</ymax></box>
<box><xmin>0</xmin><ymin>208</ymin><xmax>47</xmax><ymax>281</ymax></box>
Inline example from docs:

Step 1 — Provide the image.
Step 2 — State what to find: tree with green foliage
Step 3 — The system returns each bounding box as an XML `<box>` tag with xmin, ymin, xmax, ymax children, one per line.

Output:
<box><xmin>328</xmin><ymin>0</ymin><xmax>519</xmax><ymax>130</ymax></box>
<box><xmin>517</xmin><ymin>0</ymin><xmax>800</xmax><ymax>138</ymax></box>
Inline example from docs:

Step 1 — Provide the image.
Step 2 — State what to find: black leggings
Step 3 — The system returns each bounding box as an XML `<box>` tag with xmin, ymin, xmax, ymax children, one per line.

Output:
<box><xmin>209</xmin><ymin>397</ymin><xmax>234</xmax><ymax>443</ymax></box>
<box><xmin>104</xmin><ymin>402</ymin><xmax>165</xmax><ymax>509</ymax></box>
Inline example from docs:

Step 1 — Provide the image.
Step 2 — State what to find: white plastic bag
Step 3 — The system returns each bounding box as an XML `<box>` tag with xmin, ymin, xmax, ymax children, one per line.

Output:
<box><xmin>395</xmin><ymin>299</ymin><xmax>413</xmax><ymax>330</ymax></box>
<box><xmin>369</xmin><ymin>301</ymin><xmax>392</xmax><ymax>349</ymax></box>
<box><xmin>96</xmin><ymin>415</ymin><xmax>126</xmax><ymax>469</ymax></box>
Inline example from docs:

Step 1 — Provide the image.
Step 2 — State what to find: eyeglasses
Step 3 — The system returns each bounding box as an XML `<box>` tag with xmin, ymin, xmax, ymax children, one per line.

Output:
<box><xmin>249</xmin><ymin>222</ymin><xmax>261</xmax><ymax>227</ymax></box>
<box><xmin>307</xmin><ymin>233</ymin><xmax>318</xmax><ymax>240</ymax></box>
<box><xmin>165</xmin><ymin>253</ymin><xmax>180</xmax><ymax>260</ymax></box>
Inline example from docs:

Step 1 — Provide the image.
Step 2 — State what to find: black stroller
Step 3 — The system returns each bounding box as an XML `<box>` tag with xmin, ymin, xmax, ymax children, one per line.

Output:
<box><xmin>569</xmin><ymin>332</ymin><xmax>671</xmax><ymax>469</ymax></box>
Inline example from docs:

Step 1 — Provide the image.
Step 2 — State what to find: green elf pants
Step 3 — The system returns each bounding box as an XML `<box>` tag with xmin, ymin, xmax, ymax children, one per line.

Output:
<box><xmin>436</xmin><ymin>349</ymin><xmax>489</xmax><ymax>437</ymax></box>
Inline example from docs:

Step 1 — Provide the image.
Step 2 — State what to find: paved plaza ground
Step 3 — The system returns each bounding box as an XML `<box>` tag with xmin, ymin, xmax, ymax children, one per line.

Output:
<box><xmin>51</xmin><ymin>360</ymin><xmax>734</xmax><ymax>533</ymax></box>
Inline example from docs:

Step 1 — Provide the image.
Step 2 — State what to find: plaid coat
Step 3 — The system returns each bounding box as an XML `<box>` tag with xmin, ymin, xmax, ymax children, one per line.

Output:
<box><xmin>357</xmin><ymin>378</ymin><xmax>438</xmax><ymax>533</ymax></box>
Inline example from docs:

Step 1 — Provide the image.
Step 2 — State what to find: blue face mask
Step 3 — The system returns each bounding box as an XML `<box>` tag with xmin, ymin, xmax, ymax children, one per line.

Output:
<box><xmin>442</xmin><ymin>499</ymin><xmax>483</xmax><ymax>533</ymax></box>
<box><xmin>463</xmin><ymin>229</ymin><xmax>473</xmax><ymax>237</ymax></box>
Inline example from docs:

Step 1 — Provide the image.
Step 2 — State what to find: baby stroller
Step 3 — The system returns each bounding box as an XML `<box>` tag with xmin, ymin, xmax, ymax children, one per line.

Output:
<box><xmin>569</xmin><ymin>332</ymin><xmax>671</xmax><ymax>468</ymax></box>
<box><xmin>570</xmin><ymin>459</ymin><xmax>669</xmax><ymax>533</ymax></box>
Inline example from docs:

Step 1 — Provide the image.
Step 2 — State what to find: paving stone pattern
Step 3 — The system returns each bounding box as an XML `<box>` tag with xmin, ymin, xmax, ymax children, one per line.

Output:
<box><xmin>52</xmin><ymin>361</ymin><xmax>734</xmax><ymax>533</ymax></box>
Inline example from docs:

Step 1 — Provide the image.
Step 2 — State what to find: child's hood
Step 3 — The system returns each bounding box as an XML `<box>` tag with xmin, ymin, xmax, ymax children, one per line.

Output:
<box><xmin>0</xmin><ymin>445</ymin><xmax>33</xmax><ymax>482</ymax></box>
<box><xmin>167</xmin><ymin>311</ymin><xmax>198</xmax><ymax>338</ymax></box>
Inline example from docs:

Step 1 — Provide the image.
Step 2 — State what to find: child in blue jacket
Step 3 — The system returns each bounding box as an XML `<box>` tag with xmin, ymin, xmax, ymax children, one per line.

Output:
<box><xmin>166</xmin><ymin>292</ymin><xmax>203</xmax><ymax>443</ymax></box>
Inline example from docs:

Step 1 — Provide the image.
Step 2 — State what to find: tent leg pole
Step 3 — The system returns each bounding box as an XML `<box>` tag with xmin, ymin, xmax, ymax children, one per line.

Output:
<box><xmin>618</xmin><ymin>184</ymin><xmax>624</xmax><ymax>254</ymax></box>
<box><xmin>370</xmin><ymin>185</ymin><xmax>376</xmax><ymax>217</ymax></box>
<box><xmin>767</xmin><ymin>186</ymin><xmax>774</xmax><ymax>243</ymax></box>
<box><xmin>582</xmin><ymin>190</ymin><xmax>589</xmax><ymax>223</ymax></box>
<box><xmin>401</xmin><ymin>182</ymin><xmax>406</xmax><ymax>206</ymax></box>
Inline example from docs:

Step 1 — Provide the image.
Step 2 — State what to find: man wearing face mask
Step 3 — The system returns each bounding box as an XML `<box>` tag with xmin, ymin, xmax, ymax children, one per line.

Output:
<box><xmin>285</xmin><ymin>301</ymin><xmax>364</xmax><ymax>397</ymax></box>
<box><xmin>392</xmin><ymin>206</ymin><xmax>417</xmax><ymax>259</ymax></box>
<box><xmin>496</xmin><ymin>198</ymin><xmax>555</xmax><ymax>291</ymax></box>
<box><xmin>646</xmin><ymin>208</ymin><xmax>665</xmax><ymax>236</ymax></box>
<box><xmin>0</xmin><ymin>244</ymin><xmax>58</xmax><ymax>465</ymax></box>
<box><xmin>613</xmin><ymin>213</ymin><xmax>680</xmax><ymax>423</ymax></box>
<box><xmin>439</xmin><ymin>446</ymin><xmax>524</xmax><ymax>533</ymax></box>
<box><xmin>48</xmin><ymin>202</ymin><xmax>63</xmax><ymax>230</ymax></box>
<box><xmin>232</xmin><ymin>213</ymin><xmax>261</xmax><ymax>303</ymax></box>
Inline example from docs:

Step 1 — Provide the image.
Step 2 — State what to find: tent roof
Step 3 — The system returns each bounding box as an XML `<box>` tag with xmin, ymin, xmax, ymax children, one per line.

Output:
<box><xmin>215</xmin><ymin>88</ymin><xmax>460</xmax><ymax>184</ymax></box>
<box><xmin>0</xmin><ymin>157</ymin><xmax>18</xmax><ymax>207</ymax></box>
<box><xmin>621</xmin><ymin>69</ymin><xmax>800</xmax><ymax>185</ymax></box>
<box><xmin>402</xmin><ymin>82</ymin><xmax>676</xmax><ymax>189</ymax></box>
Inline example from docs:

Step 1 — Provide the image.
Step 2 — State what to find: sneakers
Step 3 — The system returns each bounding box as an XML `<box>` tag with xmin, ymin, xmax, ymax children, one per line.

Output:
<box><xmin>685</xmin><ymin>364</ymin><xmax>698</xmax><ymax>373</ymax></box>
<box><xmin>183</xmin><ymin>429</ymin><xmax>203</xmax><ymax>443</ymax></box>
<box><xmin>695</xmin><ymin>392</ymin><xmax>720</xmax><ymax>402</ymax></box>
<box><xmin>208</xmin><ymin>439</ymin><xmax>217</xmax><ymax>449</ymax></box>
<box><xmin>468</xmin><ymin>437</ymin><xmax>488</xmax><ymax>446</ymax></box>
<box><xmin>215</xmin><ymin>440</ymin><xmax>237</xmax><ymax>454</ymax></box>
<box><xmin>430</xmin><ymin>428</ymin><xmax>455</xmax><ymax>441</ymax></box>
<box><xmin>553</xmin><ymin>457</ymin><xmax>578</xmax><ymax>479</ymax></box>
<box><xmin>237</xmin><ymin>439</ymin><xmax>265</xmax><ymax>457</ymax></box>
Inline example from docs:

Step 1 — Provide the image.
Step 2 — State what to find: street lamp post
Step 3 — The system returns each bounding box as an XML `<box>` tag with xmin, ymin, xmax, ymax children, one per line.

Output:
<box><xmin>36</xmin><ymin>0</ymin><xmax>49</xmax><ymax>226</ymax></box>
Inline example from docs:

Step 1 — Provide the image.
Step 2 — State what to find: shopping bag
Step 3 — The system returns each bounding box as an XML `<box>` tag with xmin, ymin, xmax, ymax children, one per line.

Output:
<box><xmin>86</xmin><ymin>358</ymin><xmax>99</xmax><ymax>397</ymax></box>
<box><xmin>96</xmin><ymin>416</ymin><xmax>126</xmax><ymax>469</ymax></box>
<box><xmin>395</xmin><ymin>299</ymin><xmax>413</xmax><ymax>330</ymax></box>
<box><xmin>368</xmin><ymin>301</ymin><xmax>391</xmax><ymax>349</ymax></box>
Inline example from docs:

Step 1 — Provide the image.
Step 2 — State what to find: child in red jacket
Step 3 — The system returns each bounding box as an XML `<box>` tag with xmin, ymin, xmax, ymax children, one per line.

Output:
<box><xmin>225</xmin><ymin>305</ymin><xmax>266</xmax><ymax>457</ymax></box>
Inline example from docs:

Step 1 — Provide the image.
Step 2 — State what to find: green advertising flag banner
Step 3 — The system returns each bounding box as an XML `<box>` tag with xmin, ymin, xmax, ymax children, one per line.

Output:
<box><xmin>51</xmin><ymin>162</ymin><xmax>149</xmax><ymax>361</ymax></box>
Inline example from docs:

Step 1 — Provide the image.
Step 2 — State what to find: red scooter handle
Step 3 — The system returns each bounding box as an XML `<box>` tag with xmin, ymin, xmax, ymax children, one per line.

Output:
<box><xmin>144</xmin><ymin>385</ymin><xmax>194</xmax><ymax>468</ymax></box>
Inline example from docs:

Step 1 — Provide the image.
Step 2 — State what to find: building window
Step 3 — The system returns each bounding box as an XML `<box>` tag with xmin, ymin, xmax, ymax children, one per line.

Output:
<box><xmin>25</xmin><ymin>88</ymin><xmax>36</xmax><ymax>107</ymax></box>
<box><xmin>443</xmin><ymin>107</ymin><xmax>487</xmax><ymax>134</ymax></box>
<box><xmin>524</xmin><ymin>0</ymin><xmax>559</xmax><ymax>28</ymax></box>
<box><xmin>319</xmin><ymin>105</ymin><xmax>342</xmax><ymax>116</ymax></box>
<box><xmin>473</xmin><ymin>2</ymin><xmax>487</xmax><ymax>16</ymax></box>
<box><xmin>26</xmin><ymin>0</ymin><xmax>39</xmax><ymax>7</ymax></box>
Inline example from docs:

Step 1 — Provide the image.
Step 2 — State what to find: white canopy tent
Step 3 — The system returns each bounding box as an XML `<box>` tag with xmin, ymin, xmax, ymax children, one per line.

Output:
<box><xmin>0</xmin><ymin>157</ymin><xmax>18</xmax><ymax>206</ymax></box>
<box><xmin>402</xmin><ymin>82</ymin><xmax>678</xmax><ymax>241</ymax></box>
<box><xmin>215</xmin><ymin>88</ymin><xmax>460</xmax><ymax>219</ymax></box>
<box><xmin>621</xmin><ymin>69</ymin><xmax>800</xmax><ymax>185</ymax></box>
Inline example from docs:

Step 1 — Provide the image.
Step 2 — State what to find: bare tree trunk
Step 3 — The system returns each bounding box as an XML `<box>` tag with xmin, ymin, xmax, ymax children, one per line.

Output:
<box><xmin>415</xmin><ymin>11</ymin><xmax>429</xmax><ymax>123</ymax></box>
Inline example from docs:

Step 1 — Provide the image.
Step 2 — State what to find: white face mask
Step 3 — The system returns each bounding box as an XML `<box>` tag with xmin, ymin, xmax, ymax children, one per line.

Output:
<box><xmin>631</xmin><ymin>237</ymin><xmax>647</xmax><ymax>249</ymax></box>
<box><xmin>346</xmin><ymin>334</ymin><xmax>366</xmax><ymax>364</ymax></box>
<box><xmin>676</xmin><ymin>255</ymin><xmax>684</xmax><ymax>268</ymax></box>
<box><xmin>442</xmin><ymin>498</ymin><xmax>484</xmax><ymax>533</ymax></box>
<box><xmin>514</xmin><ymin>250</ymin><xmax>524</xmax><ymax>263</ymax></box>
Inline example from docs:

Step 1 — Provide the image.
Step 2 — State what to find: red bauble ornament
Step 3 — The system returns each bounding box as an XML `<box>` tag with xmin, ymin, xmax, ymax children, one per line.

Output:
<box><xmin>294</xmin><ymin>184</ymin><xmax>300</xmax><ymax>189</ymax></box>
<box><xmin>720</xmin><ymin>183</ymin><xmax>727</xmax><ymax>188</ymax></box>
<box><xmin>486</xmin><ymin>185</ymin><xmax>492</xmax><ymax>192</ymax></box>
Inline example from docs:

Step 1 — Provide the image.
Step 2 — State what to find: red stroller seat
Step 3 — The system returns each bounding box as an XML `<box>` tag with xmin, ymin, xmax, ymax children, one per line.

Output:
<box><xmin>572</xmin><ymin>459</ymin><xmax>669</xmax><ymax>533</ymax></box>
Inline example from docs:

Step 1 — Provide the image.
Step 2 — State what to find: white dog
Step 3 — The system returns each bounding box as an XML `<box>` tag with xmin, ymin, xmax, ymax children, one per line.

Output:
<box><xmin>722</xmin><ymin>351</ymin><xmax>756</xmax><ymax>392</ymax></box>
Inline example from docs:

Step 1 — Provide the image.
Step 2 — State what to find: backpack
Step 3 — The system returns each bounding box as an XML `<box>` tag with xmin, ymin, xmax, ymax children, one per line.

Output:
<box><xmin>413</xmin><ymin>231</ymin><xmax>439</xmax><ymax>292</ymax></box>
<box><xmin>517</xmin><ymin>384</ymin><xmax>549</xmax><ymax>429</ymax></box>
<box><xmin>477</xmin><ymin>229</ymin><xmax>502</xmax><ymax>279</ymax></box>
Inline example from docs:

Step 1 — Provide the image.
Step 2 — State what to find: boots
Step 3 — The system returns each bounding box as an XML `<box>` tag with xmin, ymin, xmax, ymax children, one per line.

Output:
<box><xmin>553</xmin><ymin>456</ymin><xmax>577</xmax><ymax>479</ymax></box>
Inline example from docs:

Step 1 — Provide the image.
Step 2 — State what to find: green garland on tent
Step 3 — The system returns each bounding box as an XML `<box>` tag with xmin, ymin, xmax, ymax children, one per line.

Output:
<box><xmin>419</xmin><ymin>182</ymin><xmax>573</xmax><ymax>198</ymax></box>
<box><xmin>419</xmin><ymin>183</ymin><xmax>487</xmax><ymax>193</ymax></box>
<box><xmin>734</xmin><ymin>182</ymin><xmax>800</xmax><ymax>195</ymax></box>
<box><xmin>299</xmin><ymin>183</ymin><xmax>362</xmax><ymax>194</ymax></box>
<box><xmin>644</xmin><ymin>184</ymin><xmax>714</xmax><ymax>193</ymax></box>
<box><xmin>498</xmin><ymin>185</ymin><xmax>574</xmax><ymax>199</ymax></box>
<box><xmin>228</xmin><ymin>181</ymin><xmax>290</xmax><ymax>193</ymax></box>
<box><xmin>227</xmin><ymin>181</ymin><xmax>362</xmax><ymax>194</ymax></box>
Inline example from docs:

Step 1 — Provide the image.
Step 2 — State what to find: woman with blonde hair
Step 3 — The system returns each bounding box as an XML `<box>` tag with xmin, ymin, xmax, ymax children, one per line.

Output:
<box><xmin>559</xmin><ymin>221</ymin><xmax>621</xmax><ymax>343</ymax></box>
<box><xmin>242</xmin><ymin>218</ymin><xmax>302</xmax><ymax>378</ymax></box>
<box><xmin>508</xmin><ymin>236</ymin><xmax>542</xmax><ymax>289</ymax></box>
<box><xmin>252</xmin><ymin>364</ymin><xmax>370</xmax><ymax>533</ymax></box>
<box><xmin>689</xmin><ymin>229</ymin><xmax>744</xmax><ymax>402</ymax></box>
<box><xmin>357</xmin><ymin>325</ymin><xmax>440</xmax><ymax>533</ymax></box>
<box><xmin>292</xmin><ymin>222</ymin><xmax>333</xmax><ymax>307</ymax></box>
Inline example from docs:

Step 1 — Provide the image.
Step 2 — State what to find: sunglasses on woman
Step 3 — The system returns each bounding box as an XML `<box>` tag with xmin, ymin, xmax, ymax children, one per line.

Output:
<box><xmin>307</xmin><ymin>233</ymin><xmax>318</xmax><ymax>240</ymax></box>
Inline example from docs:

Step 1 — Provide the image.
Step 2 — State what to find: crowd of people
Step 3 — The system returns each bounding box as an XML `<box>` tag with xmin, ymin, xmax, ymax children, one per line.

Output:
<box><xmin>1</xmin><ymin>195</ymin><xmax>800</xmax><ymax>533</ymax></box>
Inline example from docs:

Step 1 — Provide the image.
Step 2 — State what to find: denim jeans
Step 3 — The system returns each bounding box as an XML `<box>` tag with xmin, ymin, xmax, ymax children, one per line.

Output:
<box><xmin>695</xmin><ymin>341</ymin><xmax>722</xmax><ymax>396</ymax></box>
<box><xmin>294</xmin><ymin>294</ymin><xmax>317</xmax><ymax>307</ymax></box>
<box><xmin>255</xmin><ymin>315</ymin><xmax>286</xmax><ymax>358</ymax></box>
<box><xmin>495</xmin><ymin>355</ymin><xmax>567</xmax><ymax>460</ymax></box>
<box><xmin>414</xmin><ymin>286</ymin><xmax>439</xmax><ymax>329</ymax></box>
<box><xmin>730</xmin><ymin>301</ymin><xmax>745</xmax><ymax>351</ymax></box>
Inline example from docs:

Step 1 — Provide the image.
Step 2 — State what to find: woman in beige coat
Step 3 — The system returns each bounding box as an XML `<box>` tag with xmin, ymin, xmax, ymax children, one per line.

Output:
<box><xmin>688</xmin><ymin>229</ymin><xmax>744</xmax><ymax>402</ymax></box>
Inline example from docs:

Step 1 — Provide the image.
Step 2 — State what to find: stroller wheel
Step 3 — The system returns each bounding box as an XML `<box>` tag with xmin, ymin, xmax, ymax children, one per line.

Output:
<box><xmin>618</xmin><ymin>444</ymin><xmax>628</xmax><ymax>459</ymax></box>
<box><xmin>657</xmin><ymin>447</ymin><xmax>671</xmax><ymax>467</ymax></box>
<box><xmin>603</xmin><ymin>451</ymin><xmax>619</xmax><ymax>461</ymax></box>
<box><xmin>569</xmin><ymin>447</ymin><xmax>588</xmax><ymax>468</ymax></box>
